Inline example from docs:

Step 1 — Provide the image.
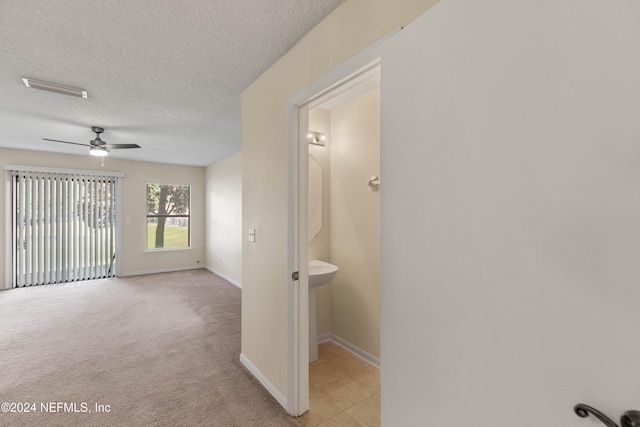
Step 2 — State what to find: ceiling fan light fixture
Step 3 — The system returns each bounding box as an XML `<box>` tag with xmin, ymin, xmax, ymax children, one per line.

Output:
<box><xmin>22</xmin><ymin>78</ymin><xmax>87</xmax><ymax>99</ymax></box>
<box><xmin>90</xmin><ymin>145</ymin><xmax>108</xmax><ymax>157</ymax></box>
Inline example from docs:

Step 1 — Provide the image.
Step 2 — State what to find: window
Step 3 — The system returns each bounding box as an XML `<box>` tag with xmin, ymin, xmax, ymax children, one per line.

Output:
<box><xmin>146</xmin><ymin>184</ymin><xmax>190</xmax><ymax>250</ymax></box>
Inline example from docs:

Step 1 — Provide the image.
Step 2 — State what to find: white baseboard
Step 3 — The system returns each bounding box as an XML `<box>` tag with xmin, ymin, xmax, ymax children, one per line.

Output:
<box><xmin>119</xmin><ymin>265</ymin><xmax>204</xmax><ymax>277</ymax></box>
<box><xmin>317</xmin><ymin>333</ymin><xmax>380</xmax><ymax>369</ymax></box>
<box><xmin>205</xmin><ymin>267</ymin><xmax>242</xmax><ymax>289</ymax></box>
<box><xmin>240</xmin><ymin>353</ymin><xmax>287</xmax><ymax>409</ymax></box>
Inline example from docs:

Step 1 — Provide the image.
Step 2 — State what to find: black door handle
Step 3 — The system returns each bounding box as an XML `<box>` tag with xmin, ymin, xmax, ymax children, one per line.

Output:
<box><xmin>622</xmin><ymin>411</ymin><xmax>640</xmax><ymax>427</ymax></box>
<box><xmin>575</xmin><ymin>404</ymin><xmax>640</xmax><ymax>427</ymax></box>
<box><xmin>575</xmin><ymin>404</ymin><xmax>619</xmax><ymax>427</ymax></box>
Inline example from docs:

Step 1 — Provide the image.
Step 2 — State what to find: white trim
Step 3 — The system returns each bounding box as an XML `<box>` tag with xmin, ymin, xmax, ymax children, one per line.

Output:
<box><xmin>144</xmin><ymin>247</ymin><xmax>194</xmax><ymax>253</ymax></box>
<box><xmin>205</xmin><ymin>266</ymin><xmax>242</xmax><ymax>289</ymax></box>
<box><xmin>286</xmin><ymin>31</ymin><xmax>396</xmax><ymax>417</ymax></box>
<box><xmin>115</xmin><ymin>176</ymin><xmax>123</xmax><ymax>277</ymax></box>
<box><xmin>119</xmin><ymin>265</ymin><xmax>204</xmax><ymax>277</ymax></box>
<box><xmin>306</xmin><ymin>64</ymin><xmax>382</xmax><ymax>110</ymax></box>
<box><xmin>4</xmin><ymin>171</ymin><xmax>11</xmax><ymax>289</ymax></box>
<box><xmin>286</xmin><ymin>102</ymin><xmax>310</xmax><ymax>417</ymax></box>
<box><xmin>240</xmin><ymin>353</ymin><xmax>288</xmax><ymax>409</ymax></box>
<box><xmin>318</xmin><ymin>333</ymin><xmax>381</xmax><ymax>369</ymax></box>
<box><xmin>4</xmin><ymin>164</ymin><xmax>124</xmax><ymax>178</ymax></box>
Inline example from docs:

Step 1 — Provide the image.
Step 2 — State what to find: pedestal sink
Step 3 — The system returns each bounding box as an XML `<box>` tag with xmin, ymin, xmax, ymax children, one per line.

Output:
<box><xmin>308</xmin><ymin>260</ymin><xmax>338</xmax><ymax>363</ymax></box>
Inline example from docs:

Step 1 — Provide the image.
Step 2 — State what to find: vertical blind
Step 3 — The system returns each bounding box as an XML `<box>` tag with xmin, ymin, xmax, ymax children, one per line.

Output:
<box><xmin>10</xmin><ymin>170</ymin><xmax>118</xmax><ymax>287</ymax></box>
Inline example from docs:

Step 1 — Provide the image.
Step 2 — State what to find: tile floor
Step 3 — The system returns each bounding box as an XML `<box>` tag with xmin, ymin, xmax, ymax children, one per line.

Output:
<box><xmin>298</xmin><ymin>342</ymin><xmax>380</xmax><ymax>427</ymax></box>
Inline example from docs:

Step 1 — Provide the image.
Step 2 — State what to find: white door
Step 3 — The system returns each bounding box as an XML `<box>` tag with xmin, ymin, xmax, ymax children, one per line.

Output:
<box><xmin>380</xmin><ymin>1</ymin><xmax>640</xmax><ymax>425</ymax></box>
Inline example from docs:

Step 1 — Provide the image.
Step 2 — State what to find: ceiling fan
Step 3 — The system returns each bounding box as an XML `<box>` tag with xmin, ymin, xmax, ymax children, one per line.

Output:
<box><xmin>43</xmin><ymin>126</ymin><xmax>141</xmax><ymax>157</ymax></box>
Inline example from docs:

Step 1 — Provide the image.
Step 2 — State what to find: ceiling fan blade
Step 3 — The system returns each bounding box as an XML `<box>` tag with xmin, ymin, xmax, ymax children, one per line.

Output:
<box><xmin>104</xmin><ymin>144</ymin><xmax>141</xmax><ymax>149</ymax></box>
<box><xmin>43</xmin><ymin>138</ymin><xmax>90</xmax><ymax>147</ymax></box>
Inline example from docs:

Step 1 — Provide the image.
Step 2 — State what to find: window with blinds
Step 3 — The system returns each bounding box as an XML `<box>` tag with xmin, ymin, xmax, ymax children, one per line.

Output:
<box><xmin>8</xmin><ymin>168</ymin><xmax>121</xmax><ymax>287</ymax></box>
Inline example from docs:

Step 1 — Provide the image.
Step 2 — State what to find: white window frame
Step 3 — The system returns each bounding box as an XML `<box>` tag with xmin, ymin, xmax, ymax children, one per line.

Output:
<box><xmin>144</xmin><ymin>183</ymin><xmax>191</xmax><ymax>252</ymax></box>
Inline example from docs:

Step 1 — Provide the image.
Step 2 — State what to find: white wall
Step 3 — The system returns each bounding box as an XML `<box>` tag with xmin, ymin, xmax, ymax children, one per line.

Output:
<box><xmin>205</xmin><ymin>152</ymin><xmax>242</xmax><ymax>287</ymax></box>
<box><xmin>0</xmin><ymin>147</ymin><xmax>205</xmax><ymax>287</ymax></box>
<box><xmin>381</xmin><ymin>0</ymin><xmax>640</xmax><ymax>425</ymax></box>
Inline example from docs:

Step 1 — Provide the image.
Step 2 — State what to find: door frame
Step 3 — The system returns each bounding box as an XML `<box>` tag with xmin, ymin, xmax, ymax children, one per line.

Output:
<box><xmin>285</xmin><ymin>35</ymin><xmax>392</xmax><ymax>416</ymax></box>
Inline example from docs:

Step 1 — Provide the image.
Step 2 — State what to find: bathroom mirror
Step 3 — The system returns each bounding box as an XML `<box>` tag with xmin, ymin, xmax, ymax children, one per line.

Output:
<box><xmin>308</xmin><ymin>153</ymin><xmax>323</xmax><ymax>242</ymax></box>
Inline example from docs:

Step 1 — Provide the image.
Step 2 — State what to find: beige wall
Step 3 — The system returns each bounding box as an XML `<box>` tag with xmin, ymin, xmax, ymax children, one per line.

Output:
<box><xmin>308</xmin><ymin>90</ymin><xmax>381</xmax><ymax>357</ymax></box>
<box><xmin>242</xmin><ymin>0</ymin><xmax>438</xmax><ymax>399</ymax></box>
<box><xmin>0</xmin><ymin>147</ymin><xmax>205</xmax><ymax>287</ymax></box>
<box><xmin>205</xmin><ymin>152</ymin><xmax>242</xmax><ymax>286</ymax></box>
<box><xmin>329</xmin><ymin>89</ymin><xmax>380</xmax><ymax>358</ymax></box>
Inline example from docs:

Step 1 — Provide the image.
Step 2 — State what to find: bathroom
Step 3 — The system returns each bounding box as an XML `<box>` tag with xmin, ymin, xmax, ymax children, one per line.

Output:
<box><xmin>303</xmin><ymin>77</ymin><xmax>381</xmax><ymax>424</ymax></box>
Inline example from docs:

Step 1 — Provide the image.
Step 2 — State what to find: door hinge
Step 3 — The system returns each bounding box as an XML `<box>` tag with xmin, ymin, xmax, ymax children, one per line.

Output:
<box><xmin>292</xmin><ymin>271</ymin><xmax>299</xmax><ymax>281</ymax></box>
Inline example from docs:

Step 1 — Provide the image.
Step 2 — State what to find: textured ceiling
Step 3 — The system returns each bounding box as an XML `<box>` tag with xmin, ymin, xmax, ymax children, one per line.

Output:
<box><xmin>0</xmin><ymin>0</ymin><xmax>344</xmax><ymax>166</ymax></box>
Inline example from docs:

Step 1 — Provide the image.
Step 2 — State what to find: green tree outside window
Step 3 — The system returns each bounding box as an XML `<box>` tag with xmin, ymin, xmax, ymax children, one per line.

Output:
<box><xmin>146</xmin><ymin>184</ymin><xmax>190</xmax><ymax>249</ymax></box>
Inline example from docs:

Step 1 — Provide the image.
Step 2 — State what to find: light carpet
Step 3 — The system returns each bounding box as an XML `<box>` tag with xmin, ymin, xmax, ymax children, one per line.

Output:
<box><xmin>0</xmin><ymin>269</ymin><xmax>299</xmax><ymax>427</ymax></box>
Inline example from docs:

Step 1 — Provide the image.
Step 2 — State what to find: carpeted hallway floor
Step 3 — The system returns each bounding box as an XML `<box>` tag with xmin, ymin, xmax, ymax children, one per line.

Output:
<box><xmin>0</xmin><ymin>269</ymin><xmax>300</xmax><ymax>427</ymax></box>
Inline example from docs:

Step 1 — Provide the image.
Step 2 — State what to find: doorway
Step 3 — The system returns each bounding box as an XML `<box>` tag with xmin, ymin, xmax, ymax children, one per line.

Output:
<box><xmin>286</xmin><ymin>42</ymin><xmax>383</xmax><ymax>417</ymax></box>
<box><xmin>305</xmin><ymin>80</ymin><xmax>381</xmax><ymax>427</ymax></box>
